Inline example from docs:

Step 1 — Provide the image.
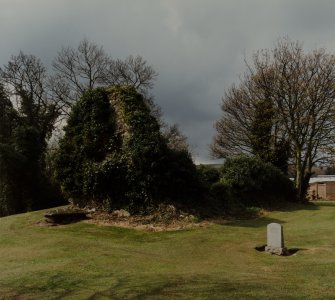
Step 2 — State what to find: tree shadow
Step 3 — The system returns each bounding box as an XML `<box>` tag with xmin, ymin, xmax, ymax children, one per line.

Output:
<box><xmin>222</xmin><ymin>216</ymin><xmax>286</xmax><ymax>228</ymax></box>
<box><xmin>86</xmin><ymin>277</ymin><xmax>237</xmax><ymax>300</ymax></box>
<box><xmin>5</xmin><ymin>272</ymin><xmax>86</xmax><ymax>300</ymax></box>
<box><xmin>270</xmin><ymin>202</ymin><xmax>320</xmax><ymax>212</ymax></box>
<box><xmin>312</xmin><ymin>201</ymin><xmax>335</xmax><ymax>207</ymax></box>
<box><xmin>86</xmin><ymin>273</ymin><xmax>299</xmax><ymax>299</ymax></box>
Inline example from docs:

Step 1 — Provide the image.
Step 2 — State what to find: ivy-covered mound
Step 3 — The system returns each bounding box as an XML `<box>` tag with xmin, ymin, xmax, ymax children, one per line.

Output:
<box><xmin>55</xmin><ymin>86</ymin><xmax>200</xmax><ymax>212</ymax></box>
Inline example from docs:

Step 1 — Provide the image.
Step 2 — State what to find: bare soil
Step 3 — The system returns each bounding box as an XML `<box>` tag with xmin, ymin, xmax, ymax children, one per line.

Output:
<box><xmin>85</xmin><ymin>209</ymin><xmax>212</xmax><ymax>232</ymax></box>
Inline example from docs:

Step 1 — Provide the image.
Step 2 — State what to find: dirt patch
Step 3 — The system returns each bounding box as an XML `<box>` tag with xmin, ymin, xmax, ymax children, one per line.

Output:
<box><xmin>36</xmin><ymin>205</ymin><xmax>245</xmax><ymax>231</ymax></box>
<box><xmin>35</xmin><ymin>204</ymin><xmax>214</xmax><ymax>230</ymax></box>
<box><xmin>85</xmin><ymin>208</ymin><xmax>211</xmax><ymax>232</ymax></box>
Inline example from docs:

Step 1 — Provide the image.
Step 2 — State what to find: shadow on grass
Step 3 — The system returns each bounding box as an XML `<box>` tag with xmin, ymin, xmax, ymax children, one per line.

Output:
<box><xmin>86</xmin><ymin>274</ymin><xmax>305</xmax><ymax>300</ymax></box>
<box><xmin>254</xmin><ymin>244</ymin><xmax>308</xmax><ymax>256</ymax></box>
<box><xmin>4</xmin><ymin>272</ymin><xmax>86</xmax><ymax>300</ymax></box>
<box><xmin>312</xmin><ymin>201</ymin><xmax>335</xmax><ymax>207</ymax></box>
<box><xmin>223</xmin><ymin>216</ymin><xmax>286</xmax><ymax>228</ymax></box>
<box><xmin>44</xmin><ymin>211</ymin><xmax>89</xmax><ymax>225</ymax></box>
<box><xmin>219</xmin><ymin>201</ymin><xmax>325</xmax><ymax>228</ymax></box>
<box><xmin>86</xmin><ymin>277</ymin><xmax>248</xmax><ymax>300</ymax></box>
<box><xmin>270</xmin><ymin>202</ymin><xmax>320</xmax><ymax>212</ymax></box>
<box><xmin>5</xmin><ymin>272</ymin><xmax>314</xmax><ymax>299</ymax></box>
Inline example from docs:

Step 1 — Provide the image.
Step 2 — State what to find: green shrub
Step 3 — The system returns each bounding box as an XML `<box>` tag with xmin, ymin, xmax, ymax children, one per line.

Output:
<box><xmin>0</xmin><ymin>143</ymin><xmax>27</xmax><ymax>215</ymax></box>
<box><xmin>55</xmin><ymin>88</ymin><xmax>120</xmax><ymax>206</ymax></box>
<box><xmin>197</xmin><ymin>165</ymin><xmax>221</xmax><ymax>187</ymax></box>
<box><xmin>158</xmin><ymin>149</ymin><xmax>202</xmax><ymax>207</ymax></box>
<box><xmin>55</xmin><ymin>86</ymin><xmax>200</xmax><ymax>212</ymax></box>
<box><xmin>209</xmin><ymin>181</ymin><xmax>231</xmax><ymax>209</ymax></box>
<box><xmin>220</xmin><ymin>155</ymin><xmax>296</xmax><ymax>206</ymax></box>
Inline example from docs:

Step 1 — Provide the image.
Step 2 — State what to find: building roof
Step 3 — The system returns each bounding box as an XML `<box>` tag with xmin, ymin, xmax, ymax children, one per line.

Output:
<box><xmin>309</xmin><ymin>175</ymin><xmax>335</xmax><ymax>184</ymax></box>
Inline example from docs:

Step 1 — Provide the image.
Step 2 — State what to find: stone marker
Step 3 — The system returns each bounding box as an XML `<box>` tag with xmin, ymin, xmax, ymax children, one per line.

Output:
<box><xmin>265</xmin><ymin>223</ymin><xmax>287</xmax><ymax>255</ymax></box>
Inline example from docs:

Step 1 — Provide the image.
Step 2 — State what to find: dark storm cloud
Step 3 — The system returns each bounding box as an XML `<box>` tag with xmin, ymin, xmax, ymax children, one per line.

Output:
<box><xmin>2</xmin><ymin>0</ymin><xmax>335</xmax><ymax>162</ymax></box>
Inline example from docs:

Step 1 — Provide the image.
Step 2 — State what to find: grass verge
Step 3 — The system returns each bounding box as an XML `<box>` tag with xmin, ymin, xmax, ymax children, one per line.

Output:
<box><xmin>0</xmin><ymin>202</ymin><xmax>334</xmax><ymax>299</ymax></box>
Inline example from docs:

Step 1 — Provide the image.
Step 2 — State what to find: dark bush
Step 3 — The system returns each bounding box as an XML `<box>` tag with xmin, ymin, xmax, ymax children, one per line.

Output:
<box><xmin>197</xmin><ymin>165</ymin><xmax>221</xmax><ymax>187</ymax></box>
<box><xmin>55</xmin><ymin>86</ymin><xmax>201</xmax><ymax>212</ymax></box>
<box><xmin>209</xmin><ymin>181</ymin><xmax>231</xmax><ymax>209</ymax></box>
<box><xmin>55</xmin><ymin>88</ymin><xmax>121</xmax><ymax>207</ymax></box>
<box><xmin>159</xmin><ymin>149</ymin><xmax>202</xmax><ymax>207</ymax></box>
<box><xmin>0</xmin><ymin>144</ymin><xmax>26</xmax><ymax>215</ymax></box>
<box><xmin>220</xmin><ymin>155</ymin><xmax>296</xmax><ymax>207</ymax></box>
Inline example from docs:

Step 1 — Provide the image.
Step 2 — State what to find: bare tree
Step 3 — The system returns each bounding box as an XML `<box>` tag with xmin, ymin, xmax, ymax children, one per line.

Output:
<box><xmin>51</xmin><ymin>40</ymin><xmax>194</xmax><ymax>155</ymax></box>
<box><xmin>211</xmin><ymin>80</ymin><xmax>262</xmax><ymax>157</ymax></box>
<box><xmin>102</xmin><ymin>55</ymin><xmax>157</xmax><ymax>94</ymax></box>
<box><xmin>162</xmin><ymin>123</ymin><xmax>190</xmax><ymax>152</ymax></box>
<box><xmin>50</xmin><ymin>39</ymin><xmax>109</xmax><ymax>109</ymax></box>
<box><xmin>0</xmin><ymin>52</ymin><xmax>60</xmax><ymax>139</ymax></box>
<box><xmin>211</xmin><ymin>68</ymin><xmax>286</xmax><ymax>158</ymax></box>
<box><xmin>0</xmin><ymin>83</ymin><xmax>17</xmax><ymax>143</ymax></box>
<box><xmin>50</xmin><ymin>39</ymin><xmax>158</xmax><ymax>114</ymax></box>
<box><xmin>212</xmin><ymin>38</ymin><xmax>335</xmax><ymax>201</ymax></box>
<box><xmin>0</xmin><ymin>52</ymin><xmax>63</xmax><ymax>212</ymax></box>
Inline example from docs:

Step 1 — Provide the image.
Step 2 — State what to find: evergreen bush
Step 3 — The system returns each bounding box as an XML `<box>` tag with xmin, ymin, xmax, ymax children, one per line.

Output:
<box><xmin>220</xmin><ymin>155</ymin><xmax>296</xmax><ymax>206</ymax></box>
<box><xmin>55</xmin><ymin>86</ymin><xmax>200</xmax><ymax>212</ymax></box>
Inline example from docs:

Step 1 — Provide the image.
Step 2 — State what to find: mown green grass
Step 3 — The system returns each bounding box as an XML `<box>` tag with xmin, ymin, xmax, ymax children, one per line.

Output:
<box><xmin>0</xmin><ymin>202</ymin><xmax>334</xmax><ymax>299</ymax></box>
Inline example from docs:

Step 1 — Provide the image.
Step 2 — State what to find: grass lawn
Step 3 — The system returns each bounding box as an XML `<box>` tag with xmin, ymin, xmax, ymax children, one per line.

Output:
<box><xmin>0</xmin><ymin>202</ymin><xmax>334</xmax><ymax>299</ymax></box>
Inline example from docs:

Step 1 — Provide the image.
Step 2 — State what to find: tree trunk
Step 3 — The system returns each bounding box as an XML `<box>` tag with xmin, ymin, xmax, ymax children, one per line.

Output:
<box><xmin>301</xmin><ymin>172</ymin><xmax>312</xmax><ymax>203</ymax></box>
<box><xmin>295</xmin><ymin>163</ymin><xmax>312</xmax><ymax>202</ymax></box>
<box><xmin>295</xmin><ymin>150</ymin><xmax>304</xmax><ymax>202</ymax></box>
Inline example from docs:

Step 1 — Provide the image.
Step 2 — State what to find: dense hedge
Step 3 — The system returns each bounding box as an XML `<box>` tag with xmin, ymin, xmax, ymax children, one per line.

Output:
<box><xmin>220</xmin><ymin>155</ymin><xmax>296</xmax><ymax>206</ymax></box>
<box><xmin>0</xmin><ymin>87</ymin><xmax>64</xmax><ymax>216</ymax></box>
<box><xmin>55</xmin><ymin>86</ymin><xmax>201</xmax><ymax>212</ymax></box>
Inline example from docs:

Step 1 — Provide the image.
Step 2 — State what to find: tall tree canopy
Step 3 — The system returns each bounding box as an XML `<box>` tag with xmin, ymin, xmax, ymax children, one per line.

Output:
<box><xmin>0</xmin><ymin>52</ymin><xmax>62</xmax><ymax>213</ymax></box>
<box><xmin>0</xmin><ymin>41</ymin><xmax>160</xmax><ymax>216</ymax></box>
<box><xmin>0</xmin><ymin>84</ymin><xmax>22</xmax><ymax>215</ymax></box>
<box><xmin>0</xmin><ymin>51</ymin><xmax>60</xmax><ymax>143</ymax></box>
<box><xmin>50</xmin><ymin>39</ymin><xmax>189</xmax><ymax>152</ymax></box>
<box><xmin>0</xmin><ymin>84</ymin><xmax>16</xmax><ymax>144</ymax></box>
<box><xmin>50</xmin><ymin>38</ymin><xmax>158</xmax><ymax>115</ymax></box>
<box><xmin>212</xmin><ymin>38</ymin><xmax>335</xmax><ymax>201</ymax></box>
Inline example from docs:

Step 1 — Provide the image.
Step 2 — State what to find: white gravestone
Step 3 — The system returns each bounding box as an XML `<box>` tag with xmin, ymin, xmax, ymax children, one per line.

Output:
<box><xmin>265</xmin><ymin>223</ymin><xmax>287</xmax><ymax>255</ymax></box>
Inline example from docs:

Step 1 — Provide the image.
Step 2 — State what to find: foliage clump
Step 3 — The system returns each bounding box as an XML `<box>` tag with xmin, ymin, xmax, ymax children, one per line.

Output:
<box><xmin>197</xmin><ymin>156</ymin><xmax>297</xmax><ymax>216</ymax></box>
<box><xmin>219</xmin><ymin>155</ymin><xmax>296</xmax><ymax>207</ymax></box>
<box><xmin>212</xmin><ymin>38</ymin><xmax>335</xmax><ymax>202</ymax></box>
<box><xmin>197</xmin><ymin>165</ymin><xmax>221</xmax><ymax>188</ymax></box>
<box><xmin>0</xmin><ymin>84</ymin><xmax>63</xmax><ymax>216</ymax></box>
<box><xmin>55</xmin><ymin>86</ymin><xmax>200</xmax><ymax>212</ymax></box>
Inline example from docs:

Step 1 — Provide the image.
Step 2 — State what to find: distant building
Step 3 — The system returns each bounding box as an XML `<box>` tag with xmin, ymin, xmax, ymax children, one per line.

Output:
<box><xmin>308</xmin><ymin>175</ymin><xmax>335</xmax><ymax>200</ymax></box>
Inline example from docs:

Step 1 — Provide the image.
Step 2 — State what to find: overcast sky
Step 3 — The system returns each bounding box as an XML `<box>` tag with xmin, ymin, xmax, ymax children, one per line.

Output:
<box><xmin>1</xmin><ymin>0</ymin><xmax>335</xmax><ymax>163</ymax></box>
